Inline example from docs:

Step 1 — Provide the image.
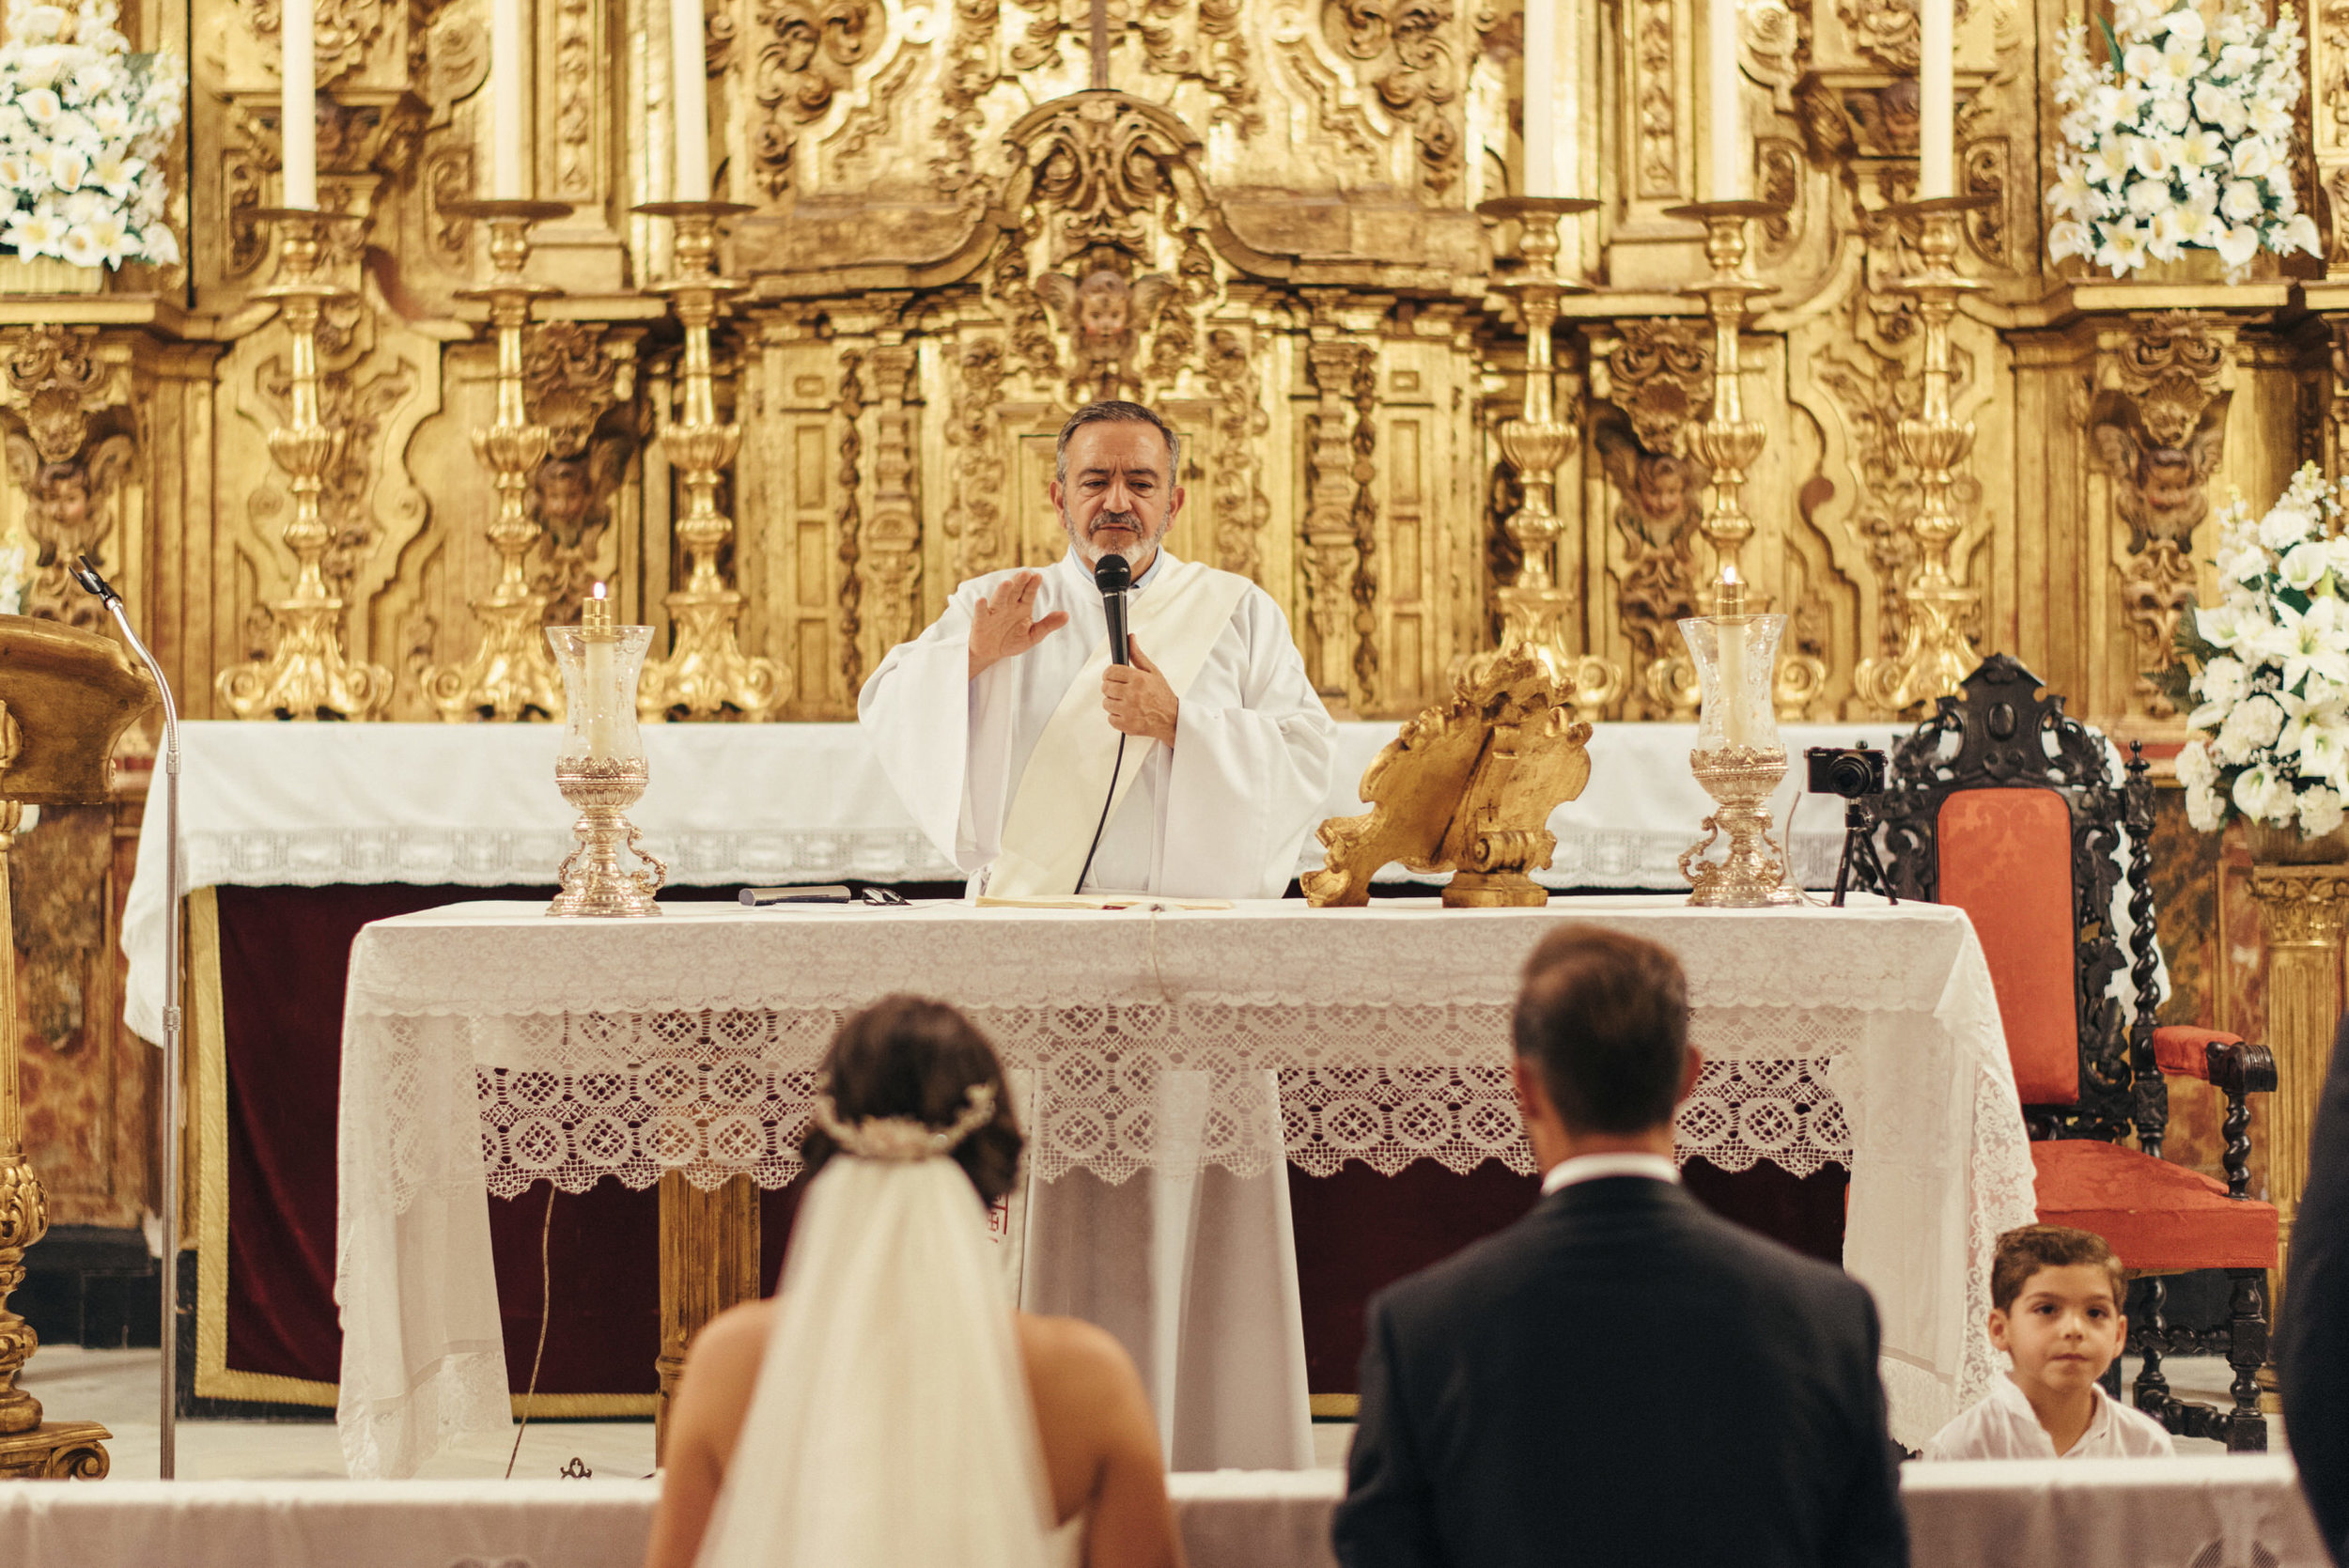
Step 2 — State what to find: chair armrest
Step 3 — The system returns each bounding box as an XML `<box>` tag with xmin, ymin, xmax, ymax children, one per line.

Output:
<box><xmin>2153</xmin><ymin>1026</ymin><xmax>2275</xmax><ymax>1090</ymax></box>
<box><xmin>2207</xmin><ymin>1039</ymin><xmax>2278</xmax><ymax>1100</ymax></box>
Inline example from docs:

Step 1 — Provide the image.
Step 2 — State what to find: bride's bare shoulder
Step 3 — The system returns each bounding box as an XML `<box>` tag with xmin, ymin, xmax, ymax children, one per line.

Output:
<box><xmin>1016</xmin><ymin>1311</ymin><xmax>1132</xmax><ymax>1382</ymax></box>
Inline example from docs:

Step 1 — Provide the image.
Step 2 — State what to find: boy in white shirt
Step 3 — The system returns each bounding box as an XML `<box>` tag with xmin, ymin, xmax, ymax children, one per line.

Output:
<box><xmin>1922</xmin><ymin>1223</ymin><xmax>2174</xmax><ymax>1459</ymax></box>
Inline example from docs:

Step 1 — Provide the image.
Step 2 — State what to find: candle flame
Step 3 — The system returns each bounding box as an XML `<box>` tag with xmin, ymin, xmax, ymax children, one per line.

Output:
<box><xmin>591</xmin><ymin>582</ymin><xmax>607</xmax><ymax>599</ymax></box>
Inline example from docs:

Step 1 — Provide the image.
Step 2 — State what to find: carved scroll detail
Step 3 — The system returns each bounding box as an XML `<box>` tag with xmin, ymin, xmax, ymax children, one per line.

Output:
<box><xmin>834</xmin><ymin>349</ymin><xmax>865</xmax><ymax>695</ymax></box>
<box><xmin>747</xmin><ymin>0</ymin><xmax>881</xmax><ymax>198</ymax></box>
<box><xmin>1324</xmin><ymin>0</ymin><xmax>1462</xmax><ymax>194</ymax></box>
<box><xmin>864</xmin><ymin>347</ymin><xmax>921</xmax><ymax>660</ymax></box>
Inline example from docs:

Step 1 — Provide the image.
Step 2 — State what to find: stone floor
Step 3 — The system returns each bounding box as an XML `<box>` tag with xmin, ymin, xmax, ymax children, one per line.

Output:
<box><xmin>17</xmin><ymin>1347</ymin><xmax>2268</xmax><ymax>1481</ymax></box>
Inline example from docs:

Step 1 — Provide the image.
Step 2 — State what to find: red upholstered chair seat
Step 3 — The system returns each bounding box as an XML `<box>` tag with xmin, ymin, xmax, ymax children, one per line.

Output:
<box><xmin>2030</xmin><ymin>1138</ymin><xmax>2279</xmax><ymax>1274</ymax></box>
<box><xmin>1936</xmin><ymin>786</ymin><xmax>2080</xmax><ymax>1104</ymax></box>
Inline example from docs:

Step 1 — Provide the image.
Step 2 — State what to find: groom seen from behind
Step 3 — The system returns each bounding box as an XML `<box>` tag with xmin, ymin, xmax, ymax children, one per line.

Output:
<box><xmin>1332</xmin><ymin>927</ymin><xmax>1907</xmax><ymax>1568</ymax></box>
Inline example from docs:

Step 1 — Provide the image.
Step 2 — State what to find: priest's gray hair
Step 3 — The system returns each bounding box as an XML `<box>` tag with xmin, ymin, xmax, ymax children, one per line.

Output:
<box><xmin>1054</xmin><ymin>399</ymin><xmax>1181</xmax><ymax>489</ymax></box>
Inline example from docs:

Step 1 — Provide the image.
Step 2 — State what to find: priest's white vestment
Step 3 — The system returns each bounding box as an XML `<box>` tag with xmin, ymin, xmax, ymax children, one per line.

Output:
<box><xmin>859</xmin><ymin>547</ymin><xmax>1337</xmax><ymax>899</ymax></box>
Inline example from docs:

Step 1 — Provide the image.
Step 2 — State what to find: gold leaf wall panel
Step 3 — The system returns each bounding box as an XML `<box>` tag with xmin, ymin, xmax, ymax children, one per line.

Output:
<box><xmin>6</xmin><ymin>0</ymin><xmax>2340</xmax><ymax>742</ymax></box>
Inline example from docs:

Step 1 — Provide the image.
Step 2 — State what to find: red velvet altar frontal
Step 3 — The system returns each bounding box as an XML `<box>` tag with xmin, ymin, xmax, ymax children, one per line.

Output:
<box><xmin>210</xmin><ymin>885</ymin><xmax>1845</xmax><ymax>1403</ymax></box>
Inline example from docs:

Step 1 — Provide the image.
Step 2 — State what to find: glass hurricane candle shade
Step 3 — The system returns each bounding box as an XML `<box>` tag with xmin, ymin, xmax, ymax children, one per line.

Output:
<box><xmin>545</xmin><ymin>615</ymin><xmax>665</xmax><ymax>917</ymax></box>
<box><xmin>1679</xmin><ymin>609</ymin><xmax>1786</xmax><ymax>754</ymax></box>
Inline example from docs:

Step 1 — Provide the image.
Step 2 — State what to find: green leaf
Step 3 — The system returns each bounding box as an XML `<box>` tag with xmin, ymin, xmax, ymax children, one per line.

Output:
<box><xmin>2094</xmin><ymin>13</ymin><xmax>2125</xmax><ymax>69</ymax></box>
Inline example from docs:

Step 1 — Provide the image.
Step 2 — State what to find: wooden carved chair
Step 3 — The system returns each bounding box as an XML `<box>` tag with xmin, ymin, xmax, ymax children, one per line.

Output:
<box><xmin>1879</xmin><ymin>653</ymin><xmax>2278</xmax><ymax>1451</ymax></box>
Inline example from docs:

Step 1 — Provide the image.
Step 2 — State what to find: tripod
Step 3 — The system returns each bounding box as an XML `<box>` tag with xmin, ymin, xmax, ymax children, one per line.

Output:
<box><xmin>1830</xmin><ymin>797</ymin><xmax>1895</xmax><ymax>908</ymax></box>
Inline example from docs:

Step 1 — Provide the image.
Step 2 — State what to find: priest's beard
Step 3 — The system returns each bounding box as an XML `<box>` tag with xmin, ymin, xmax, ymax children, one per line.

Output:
<box><xmin>1064</xmin><ymin>505</ymin><xmax>1169</xmax><ymax>571</ymax></box>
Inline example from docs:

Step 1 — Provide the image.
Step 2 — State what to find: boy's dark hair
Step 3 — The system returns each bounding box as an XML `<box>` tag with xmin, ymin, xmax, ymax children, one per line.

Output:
<box><xmin>1511</xmin><ymin>927</ymin><xmax>1689</xmax><ymax>1135</ymax></box>
<box><xmin>1990</xmin><ymin>1224</ymin><xmax>2125</xmax><ymax>1312</ymax></box>
<box><xmin>801</xmin><ymin>995</ymin><xmax>1026</xmax><ymax>1204</ymax></box>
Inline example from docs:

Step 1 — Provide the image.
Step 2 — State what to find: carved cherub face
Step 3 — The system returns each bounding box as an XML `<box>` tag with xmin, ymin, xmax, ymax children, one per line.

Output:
<box><xmin>2138</xmin><ymin>447</ymin><xmax>2204</xmax><ymax>525</ymax></box>
<box><xmin>1076</xmin><ymin>272</ymin><xmax>1131</xmax><ymax>345</ymax></box>
<box><xmin>34</xmin><ymin>461</ymin><xmax>87</xmax><ymax>533</ymax></box>
<box><xmin>1630</xmin><ymin>456</ymin><xmax>1688</xmax><ymax>522</ymax></box>
<box><xmin>532</xmin><ymin>458</ymin><xmax>593</xmax><ymax>546</ymax></box>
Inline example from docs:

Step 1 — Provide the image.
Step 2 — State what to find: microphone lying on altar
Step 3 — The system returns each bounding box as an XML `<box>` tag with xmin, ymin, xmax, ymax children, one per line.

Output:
<box><xmin>0</xmin><ymin>1460</ymin><xmax>2331</xmax><ymax>1568</ymax></box>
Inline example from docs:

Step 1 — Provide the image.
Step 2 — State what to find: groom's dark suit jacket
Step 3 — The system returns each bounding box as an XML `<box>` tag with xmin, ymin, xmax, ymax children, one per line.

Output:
<box><xmin>1332</xmin><ymin>1175</ymin><xmax>1908</xmax><ymax>1568</ymax></box>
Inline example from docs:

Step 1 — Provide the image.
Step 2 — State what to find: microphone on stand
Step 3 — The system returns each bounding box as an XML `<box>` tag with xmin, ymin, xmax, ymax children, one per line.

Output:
<box><xmin>71</xmin><ymin>554</ymin><xmax>185</xmax><ymax>1480</ymax></box>
<box><xmin>1095</xmin><ymin>553</ymin><xmax>1132</xmax><ymax>666</ymax></box>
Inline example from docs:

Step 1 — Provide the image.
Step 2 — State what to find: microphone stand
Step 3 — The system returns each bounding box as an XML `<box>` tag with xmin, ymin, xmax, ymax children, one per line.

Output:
<box><xmin>72</xmin><ymin>555</ymin><xmax>181</xmax><ymax>1480</ymax></box>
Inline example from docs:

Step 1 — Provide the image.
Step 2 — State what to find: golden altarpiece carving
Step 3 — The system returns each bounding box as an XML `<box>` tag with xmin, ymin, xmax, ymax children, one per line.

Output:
<box><xmin>8</xmin><ymin>0</ymin><xmax>2349</xmax><ymax>1400</ymax></box>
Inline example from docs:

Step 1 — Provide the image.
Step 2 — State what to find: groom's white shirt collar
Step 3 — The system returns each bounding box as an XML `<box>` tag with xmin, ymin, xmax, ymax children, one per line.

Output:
<box><xmin>1540</xmin><ymin>1153</ymin><xmax>1681</xmax><ymax>1195</ymax></box>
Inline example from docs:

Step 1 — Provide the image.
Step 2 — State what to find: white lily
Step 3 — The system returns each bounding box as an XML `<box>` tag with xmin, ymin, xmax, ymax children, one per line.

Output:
<box><xmin>2256</xmin><ymin>596</ymin><xmax>2349</xmax><ymax>693</ymax></box>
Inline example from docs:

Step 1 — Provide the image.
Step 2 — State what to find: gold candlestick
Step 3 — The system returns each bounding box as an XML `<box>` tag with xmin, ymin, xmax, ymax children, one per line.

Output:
<box><xmin>1854</xmin><ymin>196</ymin><xmax>1992</xmax><ymax>716</ymax></box>
<box><xmin>421</xmin><ymin>199</ymin><xmax>575</xmax><ymax>722</ymax></box>
<box><xmin>633</xmin><ymin>202</ymin><xmax>786</xmax><ymax>721</ymax></box>
<box><xmin>216</xmin><ymin>211</ymin><xmax>394</xmax><ymax>721</ymax></box>
<box><xmin>1663</xmin><ymin>200</ymin><xmax>1786</xmax><ymax>591</ymax></box>
<box><xmin>1475</xmin><ymin>195</ymin><xmax>1621</xmax><ymax>719</ymax></box>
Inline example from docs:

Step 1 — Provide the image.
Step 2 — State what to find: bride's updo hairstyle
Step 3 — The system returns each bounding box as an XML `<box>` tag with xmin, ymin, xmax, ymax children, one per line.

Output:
<box><xmin>801</xmin><ymin>994</ymin><xmax>1025</xmax><ymax>1204</ymax></box>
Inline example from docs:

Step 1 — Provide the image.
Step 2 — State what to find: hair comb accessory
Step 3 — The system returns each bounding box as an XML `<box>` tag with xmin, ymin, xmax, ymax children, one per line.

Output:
<box><xmin>812</xmin><ymin>1082</ymin><xmax>998</xmax><ymax>1162</ymax></box>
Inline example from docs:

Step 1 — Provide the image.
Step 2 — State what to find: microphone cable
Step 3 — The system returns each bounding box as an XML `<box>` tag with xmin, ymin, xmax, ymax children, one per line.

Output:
<box><xmin>1074</xmin><ymin>734</ymin><xmax>1127</xmax><ymax>894</ymax></box>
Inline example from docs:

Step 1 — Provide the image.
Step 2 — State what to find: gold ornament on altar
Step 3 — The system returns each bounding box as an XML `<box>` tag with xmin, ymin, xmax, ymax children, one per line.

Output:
<box><xmin>635</xmin><ymin>203</ymin><xmax>786</xmax><ymax>722</ymax></box>
<box><xmin>0</xmin><ymin>615</ymin><xmax>151</xmax><ymax>1479</ymax></box>
<box><xmin>419</xmin><ymin>199</ymin><xmax>575</xmax><ymax>722</ymax></box>
<box><xmin>1680</xmin><ymin>567</ymin><xmax>1796</xmax><ymax>908</ymax></box>
<box><xmin>1304</xmin><ymin>644</ymin><xmax>1594</xmax><ymax>908</ymax></box>
<box><xmin>547</xmin><ymin>587</ymin><xmax>664</xmax><ymax>918</ymax></box>
<box><xmin>215</xmin><ymin>212</ymin><xmax>395</xmax><ymax>722</ymax></box>
<box><xmin>1853</xmin><ymin>198</ymin><xmax>1992</xmax><ymax>716</ymax></box>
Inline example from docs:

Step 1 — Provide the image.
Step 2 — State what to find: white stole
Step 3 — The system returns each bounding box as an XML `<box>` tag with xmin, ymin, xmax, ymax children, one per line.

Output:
<box><xmin>985</xmin><ymin>558</ymin><xmax>1253</xmax><ymax>897</ymax></box>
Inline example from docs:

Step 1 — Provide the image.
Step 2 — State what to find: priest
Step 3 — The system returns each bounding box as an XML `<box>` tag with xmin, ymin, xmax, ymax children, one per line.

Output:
<box><xmin>860</xmin><ymin>399</ymin><xmax>1336</xmax><ymax>899</ymax></box>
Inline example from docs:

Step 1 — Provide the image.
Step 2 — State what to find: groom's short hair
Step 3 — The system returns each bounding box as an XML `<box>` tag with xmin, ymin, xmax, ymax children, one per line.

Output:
<box><xmin>1512</xmin><ymin>927</ymin><xmax>1689</xmax><ymax>1135</ymax></box>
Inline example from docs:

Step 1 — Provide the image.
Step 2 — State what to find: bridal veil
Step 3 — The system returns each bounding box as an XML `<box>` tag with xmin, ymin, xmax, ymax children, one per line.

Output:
<box><xmin>691</xmin><ymin>1100</ymin><xmax>1056</xmax><ymax>1568</ymax></box>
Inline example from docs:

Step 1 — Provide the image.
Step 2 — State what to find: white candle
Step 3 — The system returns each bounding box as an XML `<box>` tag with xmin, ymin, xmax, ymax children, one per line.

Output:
<box><xmin>582</xmin><ymin>582</ymin><xmax>619</xmax><ymax>757</ymax></box>
<box><xmin>1920</xmin><ymin>0</ymin><xmax>1953</xmax><ymax>199</ymax></box>
<box><xmin>490</xmin><ymin>0</ymin><xmax>526</xmax><ymax>200</ymax></box>
<box><xmin>1707</xmin><ymin>0</ymin><xmax>1741</xmax><ymax>200</ymax></box>
<box><xmin>1522</xmin><ymin>0</ymin><xmax>1556</xmax><ymax>197</ymax></box>
<box><xmin>282</xmin><ymin>0</ymin><xmax>316</xmax><ymax>210</ymax></box>
<box><xmin>1716</xmin><ymin>567</ymin><xmax>1750</xmax><ymax>749</ymax></box>
<box><xmin>670</xmin><ymin>0</ymin><xmax>709</xmax><ymax>199</ymax></box>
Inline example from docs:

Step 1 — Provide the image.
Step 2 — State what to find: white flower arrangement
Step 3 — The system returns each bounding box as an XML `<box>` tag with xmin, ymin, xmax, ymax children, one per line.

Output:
<box><xmin>0</xmin><ymin>0</ymin><xmax>181</xmax><ymax>271</ymax></box>
<box><xmin>2047</xmin><ymin>0</ymin><xmax>2319</xmax><ymax>281</ymax></box>
<box><xmin>2175</xmin><ymin>465</ymin><xmax>2349</xmax><ymax>838</ymax></box>
<box><xmin>0</xmin><ymin>535</ymin><xmax>30</xmax><ymax>614</ymax></box>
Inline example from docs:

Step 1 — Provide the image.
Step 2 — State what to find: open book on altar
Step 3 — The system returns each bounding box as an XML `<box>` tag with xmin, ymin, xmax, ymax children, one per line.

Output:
<box><xmin>973</xmin><ymin>893</ymin><xmax>1236</xmax><ymax>911</ymax></box>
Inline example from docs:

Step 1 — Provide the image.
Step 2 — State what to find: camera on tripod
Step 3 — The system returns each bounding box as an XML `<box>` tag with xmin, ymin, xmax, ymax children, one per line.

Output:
<box><xmin>1807</xmin><ymin>746</ymin><xmax>1888</xmax><ymax>800</ymax></box>
<box><xmin>1803</xmin><ymin>743</ymin><xmax>1894</xmax><ymax>907</ymax></box>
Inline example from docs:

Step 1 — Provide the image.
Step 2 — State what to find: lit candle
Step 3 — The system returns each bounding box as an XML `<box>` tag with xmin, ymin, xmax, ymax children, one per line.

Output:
<box><xmin>282</xmin><ymin>0</ymin><xmax>316</xmax><ymax>210</ymax></box>
<box><xmin>1920</xmin><ymin>0</ymin><xmax>1953</xmax><ymax>200</ymax></box>
<box><xmin>1522</xmin><ymin>0</ymin><xmax>1556</xmax><ymax>197</ymax></box>
<box><xmin>1716</xmin><ymin>567</ymin><xmax>1750</xmax><ymax>749</ymax></box>
<box><xmin>583</xmin><ymin>582</ymin><xmax>618</xmax><ymax>758</ymax></box>
<box><xmin>490</xmin><ymin>0</ymin><xmax>526</xmax><ymax>200</ymax></box>
<box><xmin>1707</xmin><ymin>0</ymin><xmax>1741</xmax><ymax>200</ymax></box>
<box><xmin>670</xmin><ymin>0</ymin><xmax>709</xmax><ymax>200</ymax></box>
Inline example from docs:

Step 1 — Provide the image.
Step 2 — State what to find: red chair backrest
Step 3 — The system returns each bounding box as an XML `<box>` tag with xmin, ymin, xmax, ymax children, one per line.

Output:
<box><xmin>1935</xmin><ymin>786</ymin><xmax>2080</xmax><ymax>1105</ymax></box>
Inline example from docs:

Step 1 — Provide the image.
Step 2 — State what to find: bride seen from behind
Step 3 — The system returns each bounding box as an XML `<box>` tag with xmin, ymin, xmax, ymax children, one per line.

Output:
<box><xmin>644</xmin><ymin>996</ymin><xmax>1186</xmax><ymax>1568</ymax></box>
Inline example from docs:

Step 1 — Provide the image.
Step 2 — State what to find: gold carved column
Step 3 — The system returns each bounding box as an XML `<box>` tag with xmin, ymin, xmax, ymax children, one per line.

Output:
<box><xmin>2248</xmin><ymin>859</ymin><xmax>2349</xmax><ymax>1303</ymax></box>
<box><xmin>653</xmin><ymin>1171</ymin><xmax>758</xmax><ymax>1457</ymax></box>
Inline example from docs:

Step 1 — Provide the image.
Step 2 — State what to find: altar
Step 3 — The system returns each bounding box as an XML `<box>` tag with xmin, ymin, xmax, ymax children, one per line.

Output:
<box><xmin>334</xmin><ymin>893</ymin><xmax>2033</xmax><ymax>1477</ymax></box>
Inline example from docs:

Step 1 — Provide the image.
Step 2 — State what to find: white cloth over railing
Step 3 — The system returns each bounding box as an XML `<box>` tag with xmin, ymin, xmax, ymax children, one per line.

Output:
<box><xmin>335</xmin><ymin>895</ymin><xmax>2033</xmax><ymax>1477</ymax></box>
<box><xmin>0</xmin><ymin>1462</ymin><xmax>2324</xmax><ymax>1568</ymax></box>
<box><xmin>121</xmin><ymin>720</ymin><xmax>1899</xmax><ymax>1042</ymax></box>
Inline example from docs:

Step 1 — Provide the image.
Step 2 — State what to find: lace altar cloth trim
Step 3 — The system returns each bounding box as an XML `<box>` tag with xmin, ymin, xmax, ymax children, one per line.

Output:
<box><xmin>452</xmin><ymin>1013</ymin><xmax>1859</xmax><ymax>1196</ymax></box>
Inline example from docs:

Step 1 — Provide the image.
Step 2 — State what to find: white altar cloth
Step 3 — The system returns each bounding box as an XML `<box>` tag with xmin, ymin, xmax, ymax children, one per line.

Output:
<box><xmin>335</xmin><ymin>895</ymin><xmax>2032</xmax><ymax>1478</ymax></box>
<box><xmin>0</xmin><ymin>1460</ymin><xmax>2325</xmax><ymax>1568</ymax></box>
<box><xmin>119</xmin><ymin>719</ymin><xmax>1896</xmax><ymax>1042</ymax></box>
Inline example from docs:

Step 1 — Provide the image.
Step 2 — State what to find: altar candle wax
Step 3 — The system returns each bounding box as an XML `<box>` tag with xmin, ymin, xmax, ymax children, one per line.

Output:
<box><xmin>583</xmin><ymin>582</ymin><xmax>618</xmax><ymax>757</ymax></box>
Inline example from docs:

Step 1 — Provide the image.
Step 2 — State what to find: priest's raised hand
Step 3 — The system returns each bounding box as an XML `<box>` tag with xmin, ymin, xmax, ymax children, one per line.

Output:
<box><xmin>965</xmin><ymin>571</ymin><xmax>1070</xmax><ymax>681</ymax></box>
<box><xmin>860</xmin><ymin>398</ymin><xmax>1337</xmax><ymax>900</ymax></box>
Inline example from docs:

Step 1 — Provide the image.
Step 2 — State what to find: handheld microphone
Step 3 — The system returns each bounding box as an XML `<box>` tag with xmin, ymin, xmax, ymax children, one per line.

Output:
<box><xmin>1095</xmin><ymin>552</ymin><xmax>1132</xmax><ymax>666</ymax></box>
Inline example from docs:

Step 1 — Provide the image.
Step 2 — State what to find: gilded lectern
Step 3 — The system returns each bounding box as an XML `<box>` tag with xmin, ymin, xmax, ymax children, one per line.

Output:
<box><xmin>0</xmin><ymin>615</ymin><xmax>156</xmax><ymax>1480</ymax></box>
